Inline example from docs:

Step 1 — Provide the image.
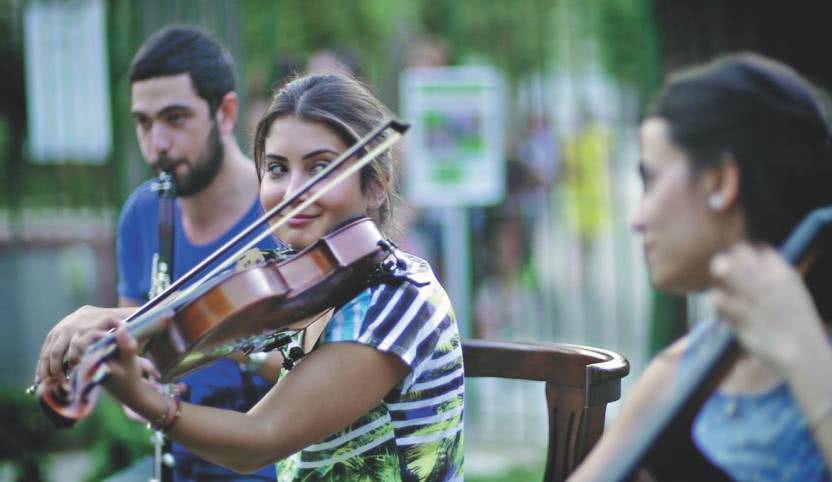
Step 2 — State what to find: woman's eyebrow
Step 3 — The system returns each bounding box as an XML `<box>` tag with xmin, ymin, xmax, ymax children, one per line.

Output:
<box><xmin>302</xmin><ymin>148</ymin><xmax>340</xmax><ymax>160</ymax></box>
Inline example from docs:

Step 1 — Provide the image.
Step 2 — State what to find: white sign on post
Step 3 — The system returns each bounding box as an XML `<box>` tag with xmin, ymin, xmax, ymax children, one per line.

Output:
<box><xmin>400</xmin><ymin>66</ymin><xmax>506</xmax><ymax>207</ymax></box>
<box><xmin>23</xmin><ymin>0</ymin><xmax>112</xmax><ymax>164</ymax></box>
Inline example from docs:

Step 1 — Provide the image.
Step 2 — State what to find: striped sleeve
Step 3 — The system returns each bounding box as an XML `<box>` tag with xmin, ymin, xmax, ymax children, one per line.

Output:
<box><xmin>322</xmin><ymin>275</ymin><xmax>452</xmax><ymax>391</ymax></box>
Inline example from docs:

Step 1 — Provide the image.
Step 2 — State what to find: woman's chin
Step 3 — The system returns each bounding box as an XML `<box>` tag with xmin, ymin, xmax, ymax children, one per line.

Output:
<box><xmin>650</xmin><ymin>271</ymin><xmax>686</xmax><ymax>295</ymax></box>
<box><xmin>651</xmin><ymin>272</ymin><xmax>706</xmax><ymax>296</ymax></box>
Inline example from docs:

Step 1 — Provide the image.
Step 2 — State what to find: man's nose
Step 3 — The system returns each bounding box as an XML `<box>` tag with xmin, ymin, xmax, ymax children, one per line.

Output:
<box><xmin>149</xmin><ymin>124</ymin><xmax>173</xmax><ymax>156</ymax></box>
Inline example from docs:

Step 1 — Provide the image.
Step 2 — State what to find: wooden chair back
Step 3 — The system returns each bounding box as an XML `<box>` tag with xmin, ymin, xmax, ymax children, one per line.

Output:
<box><xmin>462</xmin><ymin>339</ymin><xmax>629</xmax><ymax>481</ymax></box>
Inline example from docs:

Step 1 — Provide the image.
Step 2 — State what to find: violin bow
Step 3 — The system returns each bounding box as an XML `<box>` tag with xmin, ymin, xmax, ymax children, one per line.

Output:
<box><xmin>28</xmin><ymin>118</ymin><xmax>409</xmax><ymax>394</ymax></box>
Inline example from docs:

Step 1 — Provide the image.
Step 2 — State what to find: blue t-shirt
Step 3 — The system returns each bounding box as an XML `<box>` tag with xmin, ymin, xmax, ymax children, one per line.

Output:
<box><xmin>117</xmin><ymin>179</ymin><xmax>279</xmax><ymax>481</ymax></box>
<box><xmin>682</xmin><ymin>321</ymin><xmax>831</xmax><ymax>482</ymax></box>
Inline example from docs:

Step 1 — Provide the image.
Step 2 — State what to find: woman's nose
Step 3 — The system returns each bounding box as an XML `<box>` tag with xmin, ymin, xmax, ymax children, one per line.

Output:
<box><xmin>629</xmin><ymin>198</ymin><xmax>647</xmax><ymax>233</ymax></box>
<box><xmin>284</xmin><ymin>171</ymin><xmax>311</xmax><ymax>203</ymax></box>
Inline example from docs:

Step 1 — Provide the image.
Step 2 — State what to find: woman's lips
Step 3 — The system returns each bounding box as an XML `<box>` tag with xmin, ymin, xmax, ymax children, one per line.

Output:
<box><xmin>287</xmin><ymin>214</ymin><xmax>318</xmax><ymax>227</ymax></box>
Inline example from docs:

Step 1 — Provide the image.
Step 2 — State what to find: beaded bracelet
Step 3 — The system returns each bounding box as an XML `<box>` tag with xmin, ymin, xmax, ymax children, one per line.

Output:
<box><xmin>160</xmin><ymin>394</ymin><xmax>182</xmax><ymax>432</ymax></box>
<box><xmin>148</xmin><ymin>390</ymin><xmax>172</xmax><ymax>431</ymax></box>
<box><xmin>149</xmin><ymin>390</ymin><xmax>182</xmax><ymax>432</ymax></box>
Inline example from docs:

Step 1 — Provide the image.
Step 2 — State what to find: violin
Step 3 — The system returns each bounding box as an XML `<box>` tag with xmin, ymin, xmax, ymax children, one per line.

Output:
<box><xmin>573</xmin><ymin>205</ymin><xmax>832</xmax><ymax>481</ymax></box>
<box><xmin>146</xmin><ymin>216</ymin><xmax>391</xmax><ymax>381</ymax></box>
<box><xmin>33</xmin><ymin>119</ymin><xmax>410</xmax><ymax>427</ymax></box>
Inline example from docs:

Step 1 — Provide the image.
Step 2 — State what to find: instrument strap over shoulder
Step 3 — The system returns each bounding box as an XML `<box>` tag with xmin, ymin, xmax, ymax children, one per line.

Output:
<box><xmin>151</xmin><ymin>171</ymin><xmax>176</xmax><ymax>482</ymax></box>
<box><xmin>150</xmin><ymin>172</ymin><xmax>176</xmax><ymax>299</ymax></box>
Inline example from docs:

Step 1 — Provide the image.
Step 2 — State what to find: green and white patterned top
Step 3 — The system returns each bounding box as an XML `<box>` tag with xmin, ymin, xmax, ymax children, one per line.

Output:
<box><xmin>275</xmin><ymin>252</ymin><xmax>464</xmax><ymax>482</ymax></box>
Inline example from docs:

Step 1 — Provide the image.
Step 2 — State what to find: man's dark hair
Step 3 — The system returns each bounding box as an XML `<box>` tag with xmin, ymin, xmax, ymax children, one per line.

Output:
<box><xmin>129</xmin><ymin>25</ymin><xmax>235</xmax><ymax>114</ymax></box>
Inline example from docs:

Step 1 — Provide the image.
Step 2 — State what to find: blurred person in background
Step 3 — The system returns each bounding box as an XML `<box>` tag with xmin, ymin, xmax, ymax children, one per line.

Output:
<box><xmin>571</xmin><ymin>53</ymin><xmax>832</xmax><ymax>481</ymax></box>
<box><xmin>407</xmin><ymin>35</ymin><xmax>451</xmax><ymax>69</ymax></box>
<box><xmin>562</xmin><ymin>113</ymin><xmax>612</xmax><ymax>289</ymax></box>
<box><xmin>516</xmin><ymin>112</ymin><xmax>561</xmax><ymax>227</ymax></box>
<box><xmin>306</xmin><ymin>48</ymin><xmax>363</xmax><ymax>79</ymax></box>
<box><xmin>35</xmin><ymin>25</ymin><xmax>279</xmax><ymax>481</ymax></box>
<box><xmin>473</xmin><ymin>212</ymin><xmax>542</xmax><ymax>339</ymax></box>
<box><xmin>473</xmin><ymin>154</ymin><xmax>547</xmax><ymax>340</ymax></box>
<box><xmin>246</xmin><ymin>55</ymin><xmax>304</xmax><ymax>141</ymax></box>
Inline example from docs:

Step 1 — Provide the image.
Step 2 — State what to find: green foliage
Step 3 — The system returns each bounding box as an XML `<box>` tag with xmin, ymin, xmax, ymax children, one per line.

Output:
<box><xmin>594</xmin><ymin>0</ymin><xmax>661</xmax><ymax>101</ymax></box>
<box><xmin>240</xmin><ymin>0</ymin><xmax>396</xmax><ymax>87</ymax></box>
<box><xmin>411</xmin><ymin>0</ymin><xmax>657</xmax><ymax>95</ymax></box>
<box><xmin>466</xmin><ymin>460</ymin><xmax>546</xmax><ymax>482</ymax></box>
<box><xmin>421</xmin><ymin>0</ymin><xmax>557</xmax><ymax>80</ymax></box>
<box><xmin>0</xmin><ymin>389</ymin><xmax>67</xmax><ymax>459</ymax></box>
<box><xmin>0</xmin><ymin>388</ymin><xmax>151</xmax><ymax>482</ymax></box>
<box><xmin>82</xmin><ymin>396</ymin><xmax>153</xmax><ymax>482</ymax></box>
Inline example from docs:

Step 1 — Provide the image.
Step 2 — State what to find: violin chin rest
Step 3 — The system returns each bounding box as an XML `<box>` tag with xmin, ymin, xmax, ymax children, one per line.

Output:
<box><xmin>38</xmin><ymin>397</ymin><xmax>78</xmax><ymax>429</ymax></box>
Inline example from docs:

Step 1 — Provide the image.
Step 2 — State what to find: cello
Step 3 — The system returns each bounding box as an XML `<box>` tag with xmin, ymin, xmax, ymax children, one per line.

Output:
<box><xmin>571</xmin><ymin>205</ymin><xmax>832</xmax><ymax>481</ymax></box>
<box><xmin>31</xmin><ymin>118</ymin><xmax>410</xmax><ymax>426</ymax></box>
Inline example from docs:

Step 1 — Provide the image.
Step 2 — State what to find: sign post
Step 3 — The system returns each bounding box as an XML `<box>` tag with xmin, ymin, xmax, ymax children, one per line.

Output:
<box><xmin>400</xmin><ymin>66</ymin><xmax>506</xmax><ymax>337</ymax></box>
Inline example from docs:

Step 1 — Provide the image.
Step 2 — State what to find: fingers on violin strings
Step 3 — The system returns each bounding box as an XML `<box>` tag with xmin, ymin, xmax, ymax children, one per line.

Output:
<box><xmin>115</xmin><ymin>327</ymin><xmax>138</xmax><ymax>360</ymax></box>
<box><xmin>137</xmin><ymin>357</ymin><xmax>161</xmax><ymax>380</ymax></box>
<box><xmin>43</xmin><ymin>329</ymin><xmax>72</xmax><ymax>381</ymax></box>
<box><xmin>64</xmin><ymin>329</ymin><xmax>109</xmax><ymax>372</ymax></box>
<box><xmin>104</xmin><ymin>315</ymin><xmax>125</xmax><ymax>331</ymax></box>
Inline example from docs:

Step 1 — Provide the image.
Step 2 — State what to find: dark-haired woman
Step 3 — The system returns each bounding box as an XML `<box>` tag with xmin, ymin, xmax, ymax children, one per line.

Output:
<box><xmin>570</xmin><ymin>53</ymin><xmax>832</xmax><ymax>481</ymax></box>
<box><xmin>47</xmin><ymin>73</ymin><xmax>465</xmax><ymax>481</ymax></box>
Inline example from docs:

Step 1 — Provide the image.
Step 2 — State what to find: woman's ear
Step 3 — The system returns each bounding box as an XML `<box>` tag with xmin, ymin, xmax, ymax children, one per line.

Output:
<box><xmin>215</xmin><ymin>92</ymin><xmax>239</xmax><ymax>136</ymax></box>
<box><xmin>704</xmin><ymin>152</ymin><xmax>740</xmax><ymax>212</ymax></box>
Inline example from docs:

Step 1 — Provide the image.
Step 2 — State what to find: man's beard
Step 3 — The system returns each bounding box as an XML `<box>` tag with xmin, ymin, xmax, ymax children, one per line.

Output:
<box><xmin>156</xmin><ymin>122</ymin><xmax>224</xmax><ymax>197</ymax></box>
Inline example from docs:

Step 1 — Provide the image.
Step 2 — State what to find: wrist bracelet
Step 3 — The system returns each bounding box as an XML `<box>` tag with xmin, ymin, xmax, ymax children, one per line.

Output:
<box><xmin>149</xmin><ymin>390</ymin><xmax>181</xmax><ymax>432</ymax></box>
<box><xmin>160</xmin><ymin>395</ymin><xmax>182</xmax><ymax>432</ymax></box>
<box><xmin>149</xmin><ymin>390</ymin><xmax>172</xmax><ymax>431</ymax></box>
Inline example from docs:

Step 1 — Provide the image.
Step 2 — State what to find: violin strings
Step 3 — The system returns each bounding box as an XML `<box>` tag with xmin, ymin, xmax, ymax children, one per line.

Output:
<box><xmin>118</xmin><ymin>120</ymin><xmax>402</xmax><ymax>327</ymax></box>
<box><xmin>31</xmin><ymin>120</ymin><xmax>407</xmax><ymax>396</ymax></box>
<box><xmin>189</xmin><ymin>128</ymin><xmax>404</xmax><ymax>293</ymax></box>
<box><xmin>120</xmin><ymin>123</ymin><xmax>405</xmax><ymax>340</ymax></box>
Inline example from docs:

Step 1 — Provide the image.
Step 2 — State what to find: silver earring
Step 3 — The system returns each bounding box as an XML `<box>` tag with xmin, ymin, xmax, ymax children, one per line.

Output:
<box><xmin>708</xmin><ymin>193</ymin><xmax>724</xmax><ymax>210</ymax></box>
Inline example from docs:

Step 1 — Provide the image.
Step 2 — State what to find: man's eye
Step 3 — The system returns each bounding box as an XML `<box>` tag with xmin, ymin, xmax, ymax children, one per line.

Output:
<box><xmin>134</xmin><ymin>117</ymin><xmax>151</xmax><ymax>130</ymax></box>
<box><xmin>167</xmin><ymin>113</ymin><xmax>185</xmax><ymax>126</ymax></box>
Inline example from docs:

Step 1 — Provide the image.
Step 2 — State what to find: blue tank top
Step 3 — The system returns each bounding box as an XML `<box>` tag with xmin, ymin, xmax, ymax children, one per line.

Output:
<box><xmin>681</xmin><ymin>321</ymin><xmax>831</xmax><ymax>481</ymax></box>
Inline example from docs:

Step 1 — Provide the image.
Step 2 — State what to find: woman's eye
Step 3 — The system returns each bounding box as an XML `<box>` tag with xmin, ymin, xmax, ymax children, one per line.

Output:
<box><xmin>312</xmin><ymin>160</ymin><xmax>330</xmax><ymax>173</ymax></box>
<box><xmin>267</xmin><ymin>162</ymin><xmax>287</xmax><ymax>177</ymax></box>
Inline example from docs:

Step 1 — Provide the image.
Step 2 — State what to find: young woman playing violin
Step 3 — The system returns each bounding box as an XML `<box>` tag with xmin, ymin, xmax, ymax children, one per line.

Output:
<box><xmin>95</xmin><ymin>74</ymin><xmax>464</xmax><ymax>481</ymax></box>
<box><xmin>570</xmin><ymin>54</ymin><xmax>832</xmax><ymax>481</ymax></box>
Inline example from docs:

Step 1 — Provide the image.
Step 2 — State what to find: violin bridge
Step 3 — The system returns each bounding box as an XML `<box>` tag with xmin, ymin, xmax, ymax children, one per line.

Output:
<box><xmin>235</xmin><ymin>249</ymin><xmax>267</xmax><ymax>271</ymax></box>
